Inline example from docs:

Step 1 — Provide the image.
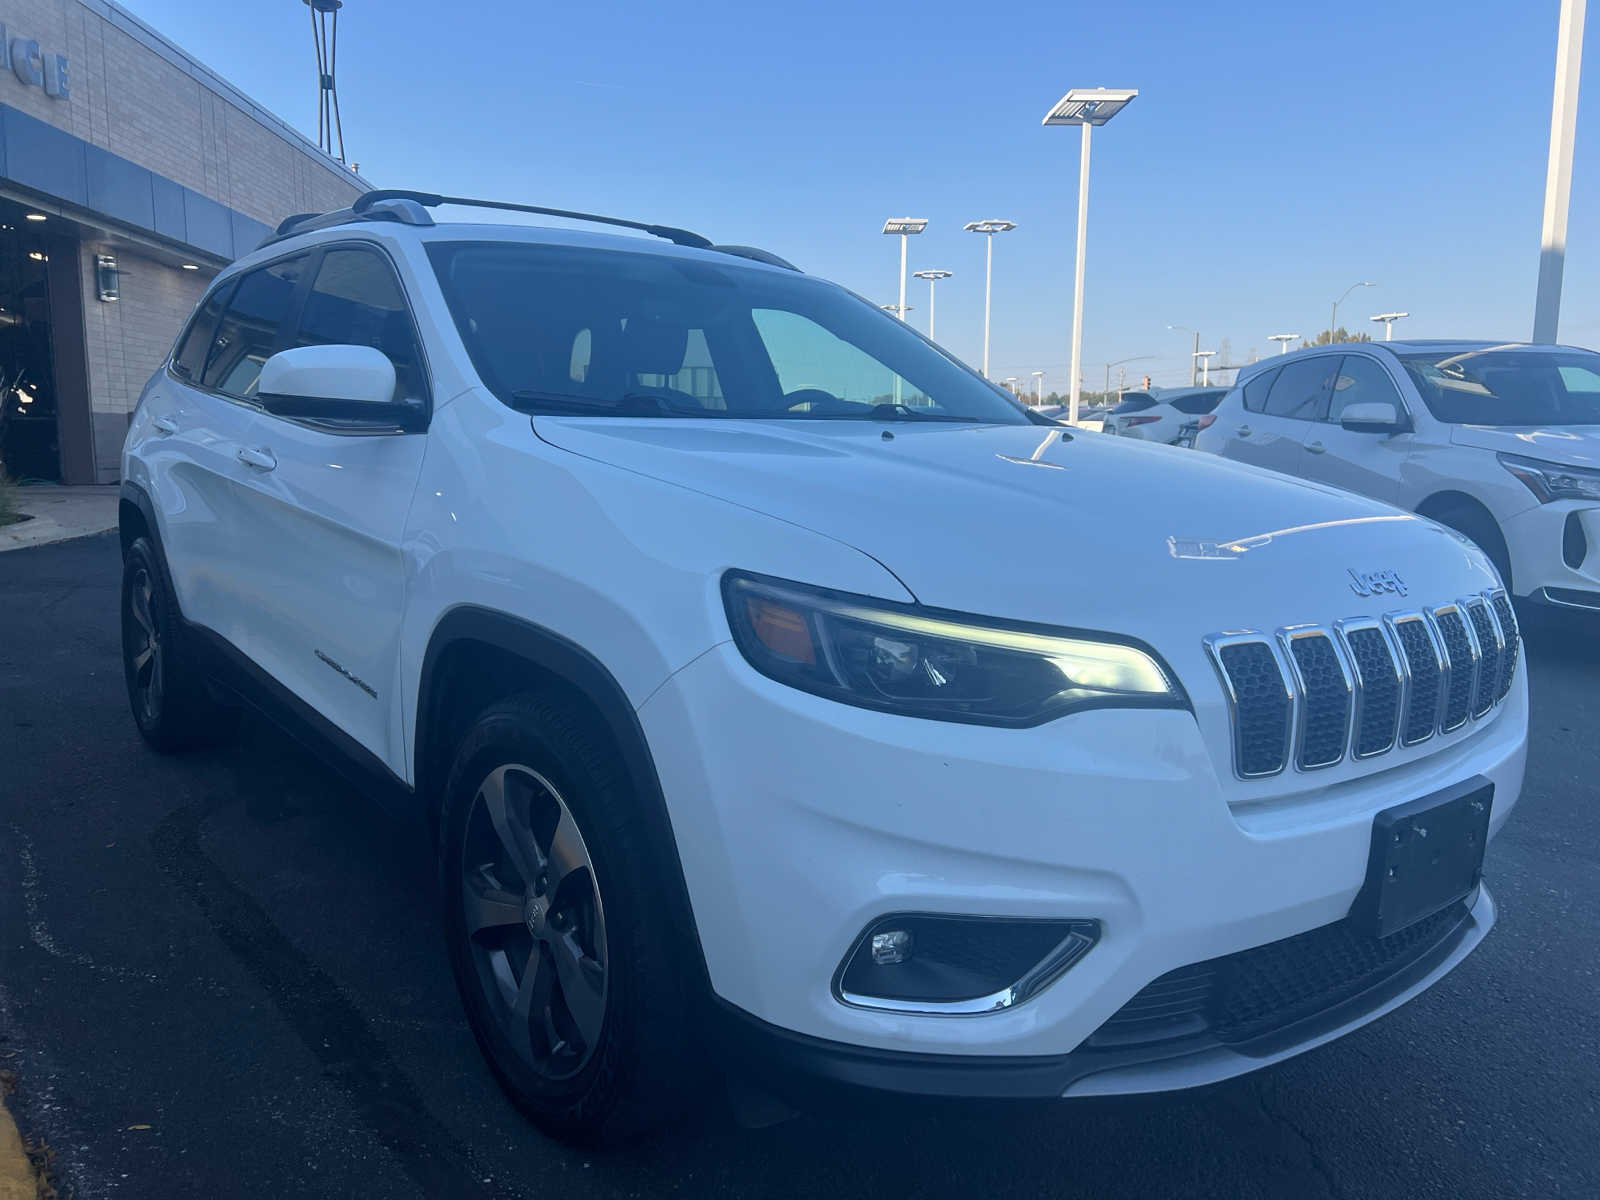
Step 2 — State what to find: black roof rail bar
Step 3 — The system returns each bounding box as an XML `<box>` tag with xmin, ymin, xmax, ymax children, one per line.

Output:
<box><xmin>710</xmin><ymin>244</ymin><xmax>800</xmax><ymax>271</ymax></box>
<box><xmin>352</xmin><ymin>189</ymin><xmax>714</xmax><ymax>250</ymax></box>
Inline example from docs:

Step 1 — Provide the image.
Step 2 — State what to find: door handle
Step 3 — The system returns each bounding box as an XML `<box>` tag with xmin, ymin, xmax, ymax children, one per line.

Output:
<box><xmin>236</xmin><ymin>446</ymin><xmax>277</xmax><ymax>471</ymax></box>
<box><xmin>1236</xmin><ymin>425</ymin><xmax>1253</xmax><ymax>438</ymax></box>
<box><xmin>152</xmin><ymin>415</ymin><xmax>179</xmax><ymax>435</ymax></box>
<box><xmin>1305</xmin><ymin>441</ymin><xmax>1327</xmax><ymax>455</ymax></box>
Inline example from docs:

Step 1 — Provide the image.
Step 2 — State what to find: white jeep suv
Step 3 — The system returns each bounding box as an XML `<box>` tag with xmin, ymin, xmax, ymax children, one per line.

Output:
<box><xmin>1196</xmin><ymin>340</ymin><xmax>1600</xmax><ymax>610</ymax></box>
<box><xmin>119</xmin><ymin>192</ymin><xmax>1527</xmax><ymax>1144</ymax></box>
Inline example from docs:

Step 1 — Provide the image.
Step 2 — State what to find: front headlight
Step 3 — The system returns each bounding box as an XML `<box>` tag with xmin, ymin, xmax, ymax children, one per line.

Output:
<box><xmin>1499</xmin><ymin>452</ymin><xmax>1600</xmax><ymax>503</ymax></box>
<box><xmin>722</xmin><ymin>572</ymin><xmax>1184</xmax><ymax>726</ymax></box>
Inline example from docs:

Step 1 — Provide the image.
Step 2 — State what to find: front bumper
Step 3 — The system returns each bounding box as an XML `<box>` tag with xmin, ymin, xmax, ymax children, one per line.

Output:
<box><xmin>639</xmin><ymin>641</ymin><xmax>1525</xmax><ymax>1071</ymax></box>
<box><xmin>1503</xmin><ymin>500</ymin><xmax>1600</xmax><ymax>601</ymax></box>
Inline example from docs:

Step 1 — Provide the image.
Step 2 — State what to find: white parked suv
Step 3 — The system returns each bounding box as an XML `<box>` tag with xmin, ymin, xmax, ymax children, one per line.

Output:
<box><xmin>119</xmin><ymin>192</ymin><xmax>1527</xmax><ymax>1145</ymax></box>
<box><xmin>1196</xmin><ymin>341</ymin><xmax>1600</xmax><ymax>609</ymax></box>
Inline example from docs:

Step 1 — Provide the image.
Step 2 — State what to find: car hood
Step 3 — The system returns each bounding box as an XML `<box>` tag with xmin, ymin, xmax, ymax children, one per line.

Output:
<box><xmin>1449</xmin><ymin>423</ymin><xmax>1600</xmax><ymax>468</ymax></box>
<box><xmin>535</xmin><ymin>418</ymin><xmax>1497</xmax><ymax>638</ymax></box>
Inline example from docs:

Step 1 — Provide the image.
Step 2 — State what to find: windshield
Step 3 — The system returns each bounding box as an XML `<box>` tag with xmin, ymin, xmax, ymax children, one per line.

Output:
<box><xmin>426</xmin><ymin>241</ymin><xmax>1029</xmax><ymax>423</ymax></box>
<box><xmin>1398</xmin><ymin>346</ymin><xmax>1600</xmax><ymax>426</ymax></box>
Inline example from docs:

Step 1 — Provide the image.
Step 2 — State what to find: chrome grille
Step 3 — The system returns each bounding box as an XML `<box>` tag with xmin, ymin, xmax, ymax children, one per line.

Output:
<box><xmin>1206</xmin><ymin>590</ymin><xmax>1517</xmax><ymax>781</ymax></box>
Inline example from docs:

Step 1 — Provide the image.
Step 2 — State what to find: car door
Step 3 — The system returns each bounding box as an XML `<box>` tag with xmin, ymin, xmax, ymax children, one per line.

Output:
<box><xmin>1219</xmin><ymin>357</ymin><xmax>1338</xmax><ymax>474</ymax></box>
<box><xmin>1293</xmin><ymin>353</ymin><xmax>1413</xmax><ymax>502</ymax></box>
<box><xmin>134</xmin><ymin>258</ymin><xmax>306</xmax><ymax>654</ymax></box>
<box><xmin>230</xmin><ymin>243</ymin><xmax>430</xmax><ymax>770</ymax></box>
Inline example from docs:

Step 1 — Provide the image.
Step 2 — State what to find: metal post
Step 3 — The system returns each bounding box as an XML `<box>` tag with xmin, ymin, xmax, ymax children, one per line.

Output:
<box><xmin>1068</xmin><ymin>121</ymin><xmax>1091</xmax><ymax>426</ymax></box>
<box><xmin>897</xmin><ymin>234</ymin><xmax>908</xmax><ymax>322</ymax></box>
<box><xmin>1191</xmin><ymin>330</ymin><xmax>1199</xmax><ymax>385</ymax></box>
<box><xmin>1535</xmin><ymin>0</ymin><xmax>1586</xmax><ymax>342</ymax></box>
<box><xmin>982</xmin><ymin>233</ymin><xmax>994</xmax><ymax>378</ymax></box>
<box><xmin>927</xmin><ymin>275</ymin><xmax>937</xmax><ymax>341</ymax></box>
<box><xmin>1329</xmin><ymin>301</ymin><xmax>1338</xmax><ymax>345</ymax></box>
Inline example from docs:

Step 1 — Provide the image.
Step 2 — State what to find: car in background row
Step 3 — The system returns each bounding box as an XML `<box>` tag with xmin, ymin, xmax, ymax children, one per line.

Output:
<box><xmin>1196</xmin><ymin>340</ymin><xmax>1600</xmax><ymax>610</ymax></box>
<box><xmin>1103</xmin><ymin>387</ymin><xmax>1228</xmax><ymax>444</ymax></box>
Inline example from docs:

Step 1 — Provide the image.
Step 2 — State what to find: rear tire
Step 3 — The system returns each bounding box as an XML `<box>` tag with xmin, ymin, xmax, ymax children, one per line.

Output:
<box><xmin>438</xmin><ymin>692</ymin><xmax>699</xmax><ymax>1145</ymax></box>
<box><xmin>120</xmin><ymin>537</ymin><xmax>239</xmax><ymax>752</ymax></box>
<box><xmin>1426</xmin><ymin>501</ymin><xmax>1514</xmax><ymax>594</ymax></box>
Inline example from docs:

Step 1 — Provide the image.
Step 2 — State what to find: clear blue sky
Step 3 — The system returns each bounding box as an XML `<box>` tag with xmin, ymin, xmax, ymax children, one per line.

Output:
<box><xmin>129</xmin><ymin>0</ymin><xmax>1597</xmax><ymax>391</ymax></box>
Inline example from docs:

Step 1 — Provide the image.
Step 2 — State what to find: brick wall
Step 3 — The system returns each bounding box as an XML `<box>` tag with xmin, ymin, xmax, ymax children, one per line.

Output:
<box><xmin>78</xmin><ymin>242</ymin><xmax>210</xmax><ymax>481</ymax></box>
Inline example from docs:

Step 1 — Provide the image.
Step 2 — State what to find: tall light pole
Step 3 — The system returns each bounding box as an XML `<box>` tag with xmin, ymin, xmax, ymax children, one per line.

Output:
<box><xmin>1196</xmin><ymin>350</ymin><xmax>1216</xmax><ymax>386</ymax></box>
<box><xmin>1031</xmin><ymin>370</ymin><xmax>1045</xmax><ymax>403</ymax></box>
<box><xmin>1534</xmin><ymin>0</ymin><xmax>1586</xmax><ymax>342</ymax></box>
<box><xmin>1370</xmin><ymin>312</ymin><xmax>1410</xmax><ymax>340</ymax></box>
<box><xmin>1104</xmin><ymin>354</ymin><xmax>1155</xmax><ymax>395</ymax></box>
<box><xmin>964</xmin><ymin>220</ymin><xmax>1016</xmax><ymax>377</ymax></box>
<box><xmin>882</xmin><ymin>218</ymin><xmax>929</xmax><ymax>323</ymax></box>
<box><xmin>913</xmin><ymin>269</ymin><xmax>952</xmax><ymax>341</ymax></box>
<box><xmin>1169</xmin><ymin>324</ymin><xmax>1201</xmax><ymax>384</ymax></box>
<box><xmin>1043</xmin><ymin>87</ymin><xmax>1138</xmax><ymax>426</ymax></box>
<box><xmin>1330</xmin><ymin>281</ymin><xmax>1375</xmax><ymax>344</ymax></box>
<box><xmin>1268</xmin><ymin>333</ymin><xmax>1299</xmax><ymax>354</ymax></box>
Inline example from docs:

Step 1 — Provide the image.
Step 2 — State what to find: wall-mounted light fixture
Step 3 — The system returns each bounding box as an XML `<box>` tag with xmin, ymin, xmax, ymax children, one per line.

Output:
<box><xmin>95</xmin><ymin>253</ymin><xmax>120</xmax><ymax>301</ymax></box>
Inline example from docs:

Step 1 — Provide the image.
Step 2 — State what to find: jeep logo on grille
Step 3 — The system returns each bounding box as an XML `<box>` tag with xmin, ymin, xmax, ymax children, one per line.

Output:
<box><xmin>1347</xmin><ymin>568</ymin><xmax>1408</xmax><ymax>597</ymax></box>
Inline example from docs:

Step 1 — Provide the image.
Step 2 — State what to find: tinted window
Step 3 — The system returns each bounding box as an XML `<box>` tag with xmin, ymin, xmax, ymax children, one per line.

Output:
<box><xmin>1240</xmin><ymin>367</ymin><xmax>1280</xmax><ymax>413</ymax></box>
<box><xmin>1326</xmin><ymin>356</ymin><xmax>1403</xmax><ymax>423</ymax></box>
<box><xmin>425</xmin><ymin>241</ymin><xmax>1027</xmax><ymax>423</ymax></box>
<box><xmin>294</xmin><ymin>248</ymin><xmax>427</xmax><ymax>400</ymax></box>
<box><xmin>1113</xmin><ymin>394</ymin><xmax>1156</xmax><ymax>413</ymax></box>
<box><xmin>1264</xmin><ymin>357</ymin><xmax>1339</xmax><ymax>421</ymax></box>
<box><xmin>171</xmin><ymin>281</ymin><xmax>234</xmax><ymax>382</ymax></box>
<box><xmin>202</xmin><ymin>257</ymin><xmax>308</xmax><ymax>398</ymax></box>
<box><xmin>1170</xmin><ymin>389</ymin><xmax>1226</xmax><ymax>415</ymax></box>
<box><xmin>1399</xmin><ymin>347</ymin><xmax>1600</xmax><ymax>426</ymax></box>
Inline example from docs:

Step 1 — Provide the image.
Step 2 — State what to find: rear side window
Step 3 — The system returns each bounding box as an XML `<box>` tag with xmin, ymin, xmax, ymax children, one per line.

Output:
<box><xmin>1325</xmin><ymin>356</ymin><xmax>1404</xmax><ymax>423</ymax></box>
<box><xmin>202</xmin><ymin>256</ymin><xmax>309</xmax><ymax>399</ymax></box>
<box><xmin>292</xmin><ymin>248</ymin><xmax>429</xmax><ymax>401</ymax></box>
<box><xmin>1240</xmin><ymin>367</ymin><xmax>1280</xmax><ymax>412</ymax></box>
<box><xmin>171</xmin><ymin>281</ymin><xmax>234</xmax><ymax>382</ymax></box>
<box><xmin>1113</xmin><ymin>393</ymin><xmax>1156</xmax><ymax>413</ymax></box>
<box><xmin>1264</xmin><ymin>357</ymin><xmax>1339</xmax><ymax>421</ymax></box>
<box><xmin>1170</xmin><ymin>390</ymin><xmax>1225</xmax><ymax>415</ymax></box>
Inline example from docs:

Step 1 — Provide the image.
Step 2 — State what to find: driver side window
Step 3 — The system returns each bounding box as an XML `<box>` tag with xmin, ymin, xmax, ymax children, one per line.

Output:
<box><xmin>752</xmin><ymin>309</ymin><xmax>928</xmax><ymax>408</ymax></box>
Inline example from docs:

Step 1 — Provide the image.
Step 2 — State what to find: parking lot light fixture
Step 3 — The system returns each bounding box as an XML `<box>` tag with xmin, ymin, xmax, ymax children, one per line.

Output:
<box><xmin>1169</xmin><ymin>324</ymin><xmax>1201</xmax><ymax>384</ymax></box>
<box><xmin>964</xmin><ymin>219</ymin><xmax>1017</xmax><ymax>377</ymax></box>
<box><xmin>883</xmin><ymin>218</ymin><xmax>929</xmax><ymax>324</ymax></box>
<box><xmin>1044</xmin><ymin>87</ymin><xmax>1138</xmax><ymax>425</ymax></box>
<box><xmin>913</xmin><ymin>269</ymin><xmax>952</xmax><ymax>341</ymax></box>
<box><xmin>1370</xmin><ymin>312</ymin><xmax>1410</xmax><ymax>341</ymax></box>
<box><xmin>1269</xmin><ymin>333</ymin><xmax>1299</xmax><ymax>354</ymax></box>
<box><xmin>1031</xmin><ymin>370</ymin><xmax>1046</xmax><ymax>402</ymax></box>
<box><xmin>1196</xmin><ymin>350</ymin><xmax>1217</xmax><ymax>386</ymax></box>
<box><xmin>1331</xmin><ymin>282</ymin><xmax>1376</xmax><ymax>343</ymax></box>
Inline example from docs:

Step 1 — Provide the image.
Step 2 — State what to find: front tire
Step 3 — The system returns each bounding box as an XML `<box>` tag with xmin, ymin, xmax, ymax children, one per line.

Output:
<box><xmin>120</xmin><ymin>537</ymin><xmax>238</xmax><ymax>752</ymax></box>
<box><xmin>438</xmin><ymin>692</ymin><xmax>698</xmax><ymax>1145</ymax></box>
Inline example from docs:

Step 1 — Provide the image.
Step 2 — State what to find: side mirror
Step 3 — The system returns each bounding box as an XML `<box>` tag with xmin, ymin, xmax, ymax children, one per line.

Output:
<box><xmin>1339</xmin><ymin>400</ymin><xmax>1406</xmax><ymax>434</ymax></box>
<box><xmin>257</xmin><ymin>344</ymin><xmax>422</xmax><ymax>430</ymax></box>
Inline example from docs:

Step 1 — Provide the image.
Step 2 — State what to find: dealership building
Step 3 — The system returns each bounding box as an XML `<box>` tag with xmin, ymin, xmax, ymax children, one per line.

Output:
<box><xmin>0</xmin><ymin>0</ymin><xmax>365</xmax><ymax>484</ymax></box>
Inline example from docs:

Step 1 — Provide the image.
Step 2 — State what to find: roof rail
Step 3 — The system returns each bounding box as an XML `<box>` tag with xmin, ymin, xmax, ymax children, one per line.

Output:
<box><xmin>261</xmin><ymin>196</ymin><xmax>435</xmax><ymax>248</ymax></box>
<box><xmin>352</xmin><ymin>189</ymin><xmax>714</xmax><ymax>249</ymax></box>
<box><xmin>709</xmin><ymin>244</ymin><xmax>800</xmax><ymax>271</ymax></box>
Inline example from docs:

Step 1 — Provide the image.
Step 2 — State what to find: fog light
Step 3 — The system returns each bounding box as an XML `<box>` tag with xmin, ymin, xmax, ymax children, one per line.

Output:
<box><xmin>870</xmin><ymin>929</ymin><xmax>914</xmax><ymax>965</ymax></box>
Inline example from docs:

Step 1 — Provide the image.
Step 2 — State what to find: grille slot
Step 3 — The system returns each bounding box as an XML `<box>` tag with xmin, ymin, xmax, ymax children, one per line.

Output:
<box><xmin>1209</xmin><ymin>639</ymin><xmax>1292</xmax><ymax>778</ymax></box>
<box><xmin>1282</xmin><ymin>631</ymin><xmax>1351</xmax><ymax>769</ymax></box>
<box><xmin>1388</xmin><ymin>616</ymin><xmax>1441</xmax><ymax>746</ymax></box>
<box><xmin>1339</xmin><ymin>623</ymin><xmax>1402</xmax><ymax>757</ymax></box>
<box><xmin>1465</xmin><ymin>600</ymin><xmax>1500</xmax><ymax>719</ymax></box>
<box><xmin>1491</xmin><ymin>593</ymin><xmax>1519</xmax><ymax>699</ymax></box>
<box><xmin>1431</xmin><ymin>606</ymin><xmax>1476</xmax><ymax>732</ymax></box>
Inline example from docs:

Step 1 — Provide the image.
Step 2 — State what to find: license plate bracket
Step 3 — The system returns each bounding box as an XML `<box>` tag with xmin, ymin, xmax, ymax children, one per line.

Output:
<box><xmin>1350</xmin><ymin>777</ymin><xmax>1493</xmax><ymax>939</ymax></box>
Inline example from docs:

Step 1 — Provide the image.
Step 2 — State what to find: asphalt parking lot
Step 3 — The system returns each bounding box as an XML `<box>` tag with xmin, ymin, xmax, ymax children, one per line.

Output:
<box><xmin>1</xmin><ymin>532</ymin><xmax>1596</xmax><ymax>1199</ymax></box>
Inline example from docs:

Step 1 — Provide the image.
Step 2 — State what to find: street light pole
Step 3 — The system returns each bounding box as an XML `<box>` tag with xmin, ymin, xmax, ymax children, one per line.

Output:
<box><xmin>1534</xmin><ymin>0</ymin><xmax>1586</xmax><ymax>342</ymax></box>
<box><xmin>1032</xmin><ymin>370</ymin><xmax>1045</xmax><ymax>403</ymax></box>
<box><xmin>882</xmin><ymin>219</ymin><xmax>929</xmax><ymax>324</ymax></box>
<box><xmin>1044</xmin><ymin>87</ymin><xmax>1138</xmax><ymax>427</ymax></box>
<box><xmin>964</xmin><ymin>220</ymin><xmax>1016</xmax><ymax>377</ymax></box>
<box><xmin>1369</xmin><ymin>312</ymin><xmax>1409</xmax><ymax>340</ymax></box>
<box><xmin>913</xmin><ymin>269</ymin><xmax>952</xmax><ymax>342</ymax></box>
<box><xmin>1168</xmin><ymin>324</ymin><xmax>1200</xmax><ymax>384</ymax></box>
<box><xmin>1269</xmin><ymin>333</ymin><xmax>1299</xmax><ymax>354</ymax></box>
<box><xmin>1330</xmin><ymin>281</ymin><xmax>1375</xmax><ymax>344</ymax></box>
<box><xmin>1196</xmin><ymin>350</ymin><xmax>1216</xmax><ymax>386</ymax></box>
